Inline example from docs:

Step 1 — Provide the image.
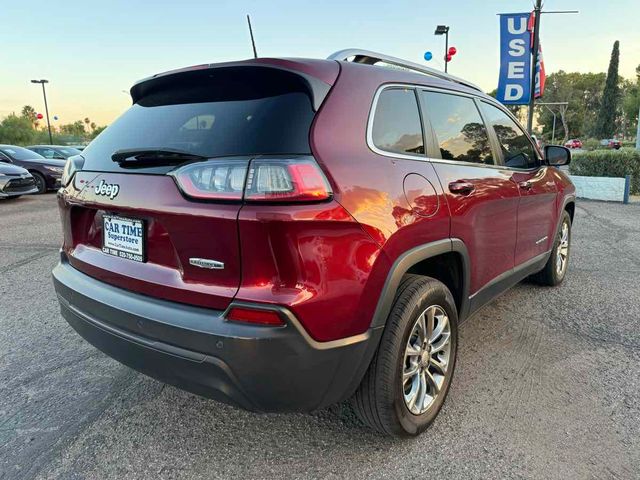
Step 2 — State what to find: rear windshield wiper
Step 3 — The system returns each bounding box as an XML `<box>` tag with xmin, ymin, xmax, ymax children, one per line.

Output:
<box><xmin>111</xmin><ymin>148</ymin><xmax>208</xmax><ymax>167</ymax></box>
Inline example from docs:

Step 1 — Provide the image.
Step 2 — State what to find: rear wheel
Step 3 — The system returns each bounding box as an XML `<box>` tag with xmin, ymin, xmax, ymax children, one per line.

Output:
<box><xmin>532</xmin><ymin>210</ymin><xmax>571</xmax><ymax>286</ymax></box>
<box><xmin>351</xmin><ymin>275</ymin><xmax>458</xmax><ymax>437</ymax></box>
<box><xmin>31</xmin><ymin>172</ymin><xmax>46</xmax><ymax>194</ymax></box>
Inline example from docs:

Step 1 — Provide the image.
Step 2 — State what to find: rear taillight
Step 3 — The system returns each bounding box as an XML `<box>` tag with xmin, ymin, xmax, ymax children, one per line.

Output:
<box><xmin>62</xmin><ymin>155</ymin><xmax>85</xmax><ymax>187</ymax></box>
<box><xmin>170</xmin><ymin>159</ymin><xmax>249</xmax><ymax>200</ymax></box>
<box><xmin>226</xmin><ymin>306</ymin><xmax>285</xmax><ymax>326</ymax></box>
<box><xmin>245</xmin><ymin>158</ymin><xmax>331</xmax><ymax>202</ymax></box>
<box><xmin>170</xmin><ymin>157</ymin><xmax>331</xmax><ymax>202</ymax></box>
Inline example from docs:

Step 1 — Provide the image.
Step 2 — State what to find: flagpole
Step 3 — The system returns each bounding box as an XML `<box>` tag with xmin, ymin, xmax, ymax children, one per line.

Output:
<box><xmin>526</xmin><ymin>0</ymin><xmax>542</xmax><ymax>134</ymax></box>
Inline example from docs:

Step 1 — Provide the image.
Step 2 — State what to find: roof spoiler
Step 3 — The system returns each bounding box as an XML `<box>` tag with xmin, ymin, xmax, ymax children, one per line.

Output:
<box><xmin>129</xmin><ymin>61</ymin><xmax>333</xmax><ymax>111</ymax></box>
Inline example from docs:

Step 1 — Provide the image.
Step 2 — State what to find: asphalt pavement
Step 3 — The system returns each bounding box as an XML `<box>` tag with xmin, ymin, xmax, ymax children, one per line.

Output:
<box><xmin>1</xmin><ymin>194</ymin><xmax>638</xmax><ymax>479</ymax></box>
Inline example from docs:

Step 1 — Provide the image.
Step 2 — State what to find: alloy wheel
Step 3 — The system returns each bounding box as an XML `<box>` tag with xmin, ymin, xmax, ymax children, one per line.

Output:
<box><xmin>556</xmin><ymin>220</ymin><xmax>570</xmax><ymax>276</ymax></box>
<box><xmin>402</xmin><ymin>305</ymin><xmax>452</xmax><ymax>415</ymax></box>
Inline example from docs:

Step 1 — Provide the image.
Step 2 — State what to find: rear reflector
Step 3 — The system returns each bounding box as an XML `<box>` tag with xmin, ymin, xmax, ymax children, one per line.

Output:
<box><xmin>226</xmin><ymin>306</ymin><xmax>285</xmax><ymax>326</ymax></box>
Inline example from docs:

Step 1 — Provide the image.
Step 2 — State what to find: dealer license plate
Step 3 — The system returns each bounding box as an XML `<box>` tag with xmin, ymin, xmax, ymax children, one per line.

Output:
<box><xmin>102</xmin><ymin>215</ymin><xmax>145</xmax><ymax>262</ymax></box>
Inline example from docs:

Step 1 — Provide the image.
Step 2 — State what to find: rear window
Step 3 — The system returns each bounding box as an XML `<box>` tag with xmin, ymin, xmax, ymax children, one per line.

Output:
<box><xmin>58</xmin><ymin>147</ymin><xmax>82</xmax><ymax>156</ymax></box>
<box><xmin>82</xmin><ymin>67</ymin><xmax>316</xmax><ymax>173</ymax></box>
<box><xmin>371</xmin><ymin>88</ymin><xmax>425</xmax><ymax>156</ymax></box>
<box><xmin>1</xmin><ymin>146</ymin><xmax>45</xmax><ymax>161</ymax></box>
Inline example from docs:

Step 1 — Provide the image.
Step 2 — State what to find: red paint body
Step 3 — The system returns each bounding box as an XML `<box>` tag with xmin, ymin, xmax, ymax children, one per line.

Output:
<box><xmin>57</xmin><ymin>57</ymin><xmax>575</xmax><ymax>342</ymax></box>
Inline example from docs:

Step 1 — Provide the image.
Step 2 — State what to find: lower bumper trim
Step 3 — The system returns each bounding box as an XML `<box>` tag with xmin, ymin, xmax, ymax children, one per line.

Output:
<box><xmin>52</xmin><ymin>260</ymin><xmax>381</xmax><ymax>412</ymax></box>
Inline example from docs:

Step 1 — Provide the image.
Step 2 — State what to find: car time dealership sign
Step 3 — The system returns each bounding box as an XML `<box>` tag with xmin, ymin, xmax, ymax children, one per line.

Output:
<box><xmin>497</xmin><ymin>12</ymin><xmax>540</xmax><ymax>105</ymax></box>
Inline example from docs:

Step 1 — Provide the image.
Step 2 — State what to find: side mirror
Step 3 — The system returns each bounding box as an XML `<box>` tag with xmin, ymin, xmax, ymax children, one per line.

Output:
<box><xmin>545</xmin><ymin>145</ymin><xmax>571</xmax><ymax>166</ymax></box>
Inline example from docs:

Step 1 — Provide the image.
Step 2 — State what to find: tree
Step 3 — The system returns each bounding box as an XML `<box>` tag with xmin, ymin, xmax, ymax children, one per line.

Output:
<box><xmin>535</xmin><ymin>71</ymin><xmax>606</xmax><ymax>141</ymax></box>
<box><xmin>595</xmin><ymin>40</ymin><xmax>621</xmax><ymax>138</ymax></box>
<box><xmin>60</xmin><ymin>120</ymin><xmax>86</xmax><ymax>136</ymax></box>
<box><xmin>21</xmin><ymin>105</ymin><xmax>37</xmax><ymax>124</ymax></box>
<box><xmin>620</xmin><ymin>64</ymin><xmax>640</xmax><ymax>138</ymax></box>
<box><xmin>0</xmin><ymin>114</ymin><xmax>36</xmax><ymax>144</ymax></box>
<box><xmin>89</xmin><ymin>125</ymin><xmax>107</xmax><ymax>139</ymax></box>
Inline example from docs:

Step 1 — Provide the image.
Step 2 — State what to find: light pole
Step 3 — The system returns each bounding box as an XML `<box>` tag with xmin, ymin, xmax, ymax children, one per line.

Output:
<box><xmin>434</xmin><ymin>25</ymin><xmax>450</xmax><ymax>73</ymax></box>
<box><xmin>636</xmin><ymin>104</ymin><xmax>640</xmax><ymax>150</ymax></box>
<box><xmin>31</xmin><ymin>79</ymin><xmax>53</xmax><ymax>145</ymax></box>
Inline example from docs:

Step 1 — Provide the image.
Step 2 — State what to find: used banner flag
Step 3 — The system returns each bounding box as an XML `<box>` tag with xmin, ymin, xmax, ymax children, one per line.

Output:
<box><xmin>496</xmin><ymin>13</ymin><xmax>532</xmax><ymax>105</ymax></box>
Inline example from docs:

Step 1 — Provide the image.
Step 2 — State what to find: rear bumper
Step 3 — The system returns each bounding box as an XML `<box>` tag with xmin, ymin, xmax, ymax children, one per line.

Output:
<box><xmin>52</xmin><ymin>257</ymin><xmax>381</xmax><ymax>412</ymax></box>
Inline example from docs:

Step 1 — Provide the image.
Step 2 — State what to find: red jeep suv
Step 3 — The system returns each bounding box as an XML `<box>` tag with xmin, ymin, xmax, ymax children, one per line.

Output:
<box><xmin>52</xmin><ymin>50</ymin><xmax>575</xmax><ymax>437</ymax></box>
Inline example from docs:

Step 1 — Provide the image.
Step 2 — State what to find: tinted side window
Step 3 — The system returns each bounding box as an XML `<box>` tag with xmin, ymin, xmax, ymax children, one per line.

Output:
<box><xmin>481</xmin><ymin>102</ymin><xmax>538</xmax><ymax>169</ymax></box>
<box><xmin>422</xmin><ymin>91</ymin><xmax>493</xmax><ymax>165</ymax></box>
<box><xmin>372</xmin><ymin>88</ymin><xmax>424</xmax><ymax>156</ymax></box>
<box><xmin>39</xmin><ymin>149</ymin><xmax>55</xmax><ymax>159</ymax></box>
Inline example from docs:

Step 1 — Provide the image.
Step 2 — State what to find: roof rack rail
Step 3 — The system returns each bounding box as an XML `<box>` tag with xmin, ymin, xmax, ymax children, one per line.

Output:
<box><xmin>327</xmin><ymin>49</ymin><xmax>483</xmax><ymax>93</ymax></box>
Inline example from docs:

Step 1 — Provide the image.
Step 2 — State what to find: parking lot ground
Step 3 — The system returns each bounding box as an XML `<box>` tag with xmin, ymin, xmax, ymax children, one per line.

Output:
<box><xmin>1</xmin><ymin>194</ymin><xmax>639</xmax><ymax>480</ymax></box>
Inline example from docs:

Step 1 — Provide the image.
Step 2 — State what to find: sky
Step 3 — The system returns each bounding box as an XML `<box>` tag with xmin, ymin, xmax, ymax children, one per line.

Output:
<box><xmin>2</xmin><ymin>0</ymin><xmax>639</xmax><ymax>125</ymax></box>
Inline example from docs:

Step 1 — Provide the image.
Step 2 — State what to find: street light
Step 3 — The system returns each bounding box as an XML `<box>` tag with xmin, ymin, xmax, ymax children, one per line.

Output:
<box><xmin>30</xmin><ymin>79</ymin><xmax>53</xmax><ymax>145</ymax></box>
<box><xmin>434</xmin><ymin>25</ymin><xmax>450</xmax><ymax>73</ymax></box>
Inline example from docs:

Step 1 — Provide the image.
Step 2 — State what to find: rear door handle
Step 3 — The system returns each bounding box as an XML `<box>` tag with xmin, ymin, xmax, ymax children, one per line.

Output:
<box><xmin>448</xmin><ymin>181</ymin><xmax>475</xmax><ymax>195</ymax></box>
<box><xmin>518</xmin><ymin>180</ymin><xmax>532</xmax><ymax>190</ymax></box>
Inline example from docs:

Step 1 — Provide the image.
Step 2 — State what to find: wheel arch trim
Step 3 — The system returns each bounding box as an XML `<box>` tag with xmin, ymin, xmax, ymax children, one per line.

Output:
<box><xmin>562</xmin><ymin>195</ymin><xmax>576</xmax><ymax>219</ymax></box>
<box><xmin>370</xmin><ymin>238</ymin><xmax>471</xmax><ymax>329</ymax></box>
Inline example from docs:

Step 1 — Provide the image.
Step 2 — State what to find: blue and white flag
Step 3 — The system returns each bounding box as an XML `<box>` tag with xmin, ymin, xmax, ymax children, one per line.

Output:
<box><xmin>496</xmin><ymin>13</ymin><xmax>531</xmax><ymax>105</ymax></box>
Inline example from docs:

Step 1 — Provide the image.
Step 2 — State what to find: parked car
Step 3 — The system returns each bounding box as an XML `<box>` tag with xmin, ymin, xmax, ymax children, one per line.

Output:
<box><xmin>27</xmin><ymin>145</ymin><xmax>82</xmax><ymax>159</ymax></box>
<box><xmin>0</xmin><ymin>145</ymin><xmax>65</xmax><ymax>193</ymax></box>
<box><xmin>600</xmin><ymin>138</ymin><xmax>621</xmax><ymax>149</ymax></box>
<box><xmin>0</xmin><ymin>162</ymin><xmax>38</xmax><ymax>199</ymax></box>
<box><xmin>564</xmin><ymin>139</ymin><xmax>583</xmax><ymax>149</ymax></box>
<box><xmin>52</xmin><ymin>50</ymin><xmax>575</xmax><ymax>437</ymax></box>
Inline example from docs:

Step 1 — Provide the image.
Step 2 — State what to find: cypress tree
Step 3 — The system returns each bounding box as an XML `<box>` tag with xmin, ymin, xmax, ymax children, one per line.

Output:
<box><xmin>595</xmin><ymin>40</ymin><xmax>621</xmax><ymax>138</ymax></box>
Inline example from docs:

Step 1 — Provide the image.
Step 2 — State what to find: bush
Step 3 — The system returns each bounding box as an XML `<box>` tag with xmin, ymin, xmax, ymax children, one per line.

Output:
<box><xmin>569</xmin><ymin>148</ymin><xmax>640</xmax><ymax>194</ymax></box>
<box><xmin>0</xmin><ymin>114</ymin><xmax>35</xmax><ymax>145</ymax></box>
<box><xmin>581</xmin><ymin>138</ymin><xmax>601</xmax><ymax>151</ymax></box>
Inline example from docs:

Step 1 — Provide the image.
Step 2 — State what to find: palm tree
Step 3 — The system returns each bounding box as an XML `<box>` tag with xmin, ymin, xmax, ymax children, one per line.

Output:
<box><xmin>21</xmin><ymin>105</ymin><xmax>38</xmax><ymax>127</ymax></box>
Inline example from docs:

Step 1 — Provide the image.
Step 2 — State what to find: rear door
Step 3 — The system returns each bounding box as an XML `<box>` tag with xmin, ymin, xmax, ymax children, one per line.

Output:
<box><xmin>419</xmin><ymin>90</ymin><xmax>520</xmax><ymax>295</ymax></box>
<box><xmin>61</xmin><ymin>66</ymin><xmax>324</xmax><ymax>310</ymax></box>
<box><xmin>479</xmin><ymin>101</ymin><xmax>558</xmax><ymax>265</ymax></box>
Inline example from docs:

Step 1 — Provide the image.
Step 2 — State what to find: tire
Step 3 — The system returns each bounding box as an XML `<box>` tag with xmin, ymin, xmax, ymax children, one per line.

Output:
<box><xmin>31</xmin><ymin>172</ymin><xmax>47</xmax><ymax>194</ymax></box>
<box><xmin>351</xmin><ymin>274</ymin><xmax>458</xmax><ymax>437</ymax></box>
<box><xmin>532</xmin><ymin>210</ymin><xmax>572</xmax><ymax>286</ymax></box>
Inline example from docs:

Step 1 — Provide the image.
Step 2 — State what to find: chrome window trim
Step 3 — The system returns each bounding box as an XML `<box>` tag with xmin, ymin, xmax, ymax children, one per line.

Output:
<box><xmin>366</xmin><ymin>85</ymin><xmax>429</xmax><ymax>162</ymax></box>
<box><xmin>366</xmin><ymin>83</ymin><xmax>542</xmax><ymax>172</ymax></box>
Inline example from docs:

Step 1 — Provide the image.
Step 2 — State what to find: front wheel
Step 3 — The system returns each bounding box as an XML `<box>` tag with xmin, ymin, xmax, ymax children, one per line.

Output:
<box><xmin>351</xmin><ymin>275</ymin><xmax>458</xmax><ymax>437</ymax></box>
<box><xmin>532</xmin><ymin>210</ymin><xmax>572</xmax><ymax>286</ymax></box>
<box><xmin>31</xmin><ymin>172</ymin><xmax>47</xmax><ymax>194</ymax></box>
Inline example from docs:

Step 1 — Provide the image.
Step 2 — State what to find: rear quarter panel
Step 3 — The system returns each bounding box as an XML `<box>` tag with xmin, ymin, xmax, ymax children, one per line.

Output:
<box><xmin>307</xmin><ymin>62</ymin><xmax>450</xmax><ymax>339</ymax></box>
